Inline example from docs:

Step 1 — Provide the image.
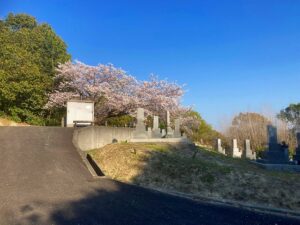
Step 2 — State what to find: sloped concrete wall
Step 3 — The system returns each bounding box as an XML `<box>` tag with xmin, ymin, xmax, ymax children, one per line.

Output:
<box><xmin>73</xmin><ymin>126</ymin><xmax>134</xmax><ymax>151</ymax></box>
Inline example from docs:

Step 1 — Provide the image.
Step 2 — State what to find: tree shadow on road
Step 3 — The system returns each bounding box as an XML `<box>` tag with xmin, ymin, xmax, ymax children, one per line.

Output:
<box><xmin>19</xmin><ymin>179</ymin><xmax>227</xmax><ymax>225</ymax></box>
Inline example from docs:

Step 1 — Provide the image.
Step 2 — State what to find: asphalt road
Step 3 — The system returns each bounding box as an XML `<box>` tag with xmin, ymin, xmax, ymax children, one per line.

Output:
<box><xmin>0</xmin><ymin>127</ymin><xmax>299</xmax><ymax>225</ymax></box>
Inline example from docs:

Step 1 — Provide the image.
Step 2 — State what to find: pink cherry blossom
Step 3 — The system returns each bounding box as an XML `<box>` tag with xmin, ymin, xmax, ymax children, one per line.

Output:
<box><xmin>46</xmin><ymin>61</ymin><xmax>200</xmax><ymax>132</ymax></box>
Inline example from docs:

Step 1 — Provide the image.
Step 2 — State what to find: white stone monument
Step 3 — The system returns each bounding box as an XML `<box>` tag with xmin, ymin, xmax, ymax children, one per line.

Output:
<box><xmin>216</xmin><ymin>139</ymin><xmax>226</xmax><ymax>155</ymax></box>
<box><xmin>232</xmin><ymin>139</ymin><xmax>242</xmax><ymax>158</ymax></box>
<box><xmin>243</xmin><ymin>139</ymin><xmax>256</xmax><ymax>160</ymax></box>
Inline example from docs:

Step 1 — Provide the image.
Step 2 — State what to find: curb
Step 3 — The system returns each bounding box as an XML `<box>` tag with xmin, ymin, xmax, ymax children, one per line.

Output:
<box><xmin>114</xmin><ymin>180</ymin><xmax>300</xmax><ymax>220</ymax></box>
<box><xmin>163</xmin><ymin>190</ymin><xmax>300</xmax><ymax>220</ymax></box>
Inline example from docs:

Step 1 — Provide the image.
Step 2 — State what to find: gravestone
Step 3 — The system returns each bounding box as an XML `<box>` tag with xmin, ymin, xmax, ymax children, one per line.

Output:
<box><xmin>232</xmin><ymin>139</ymin><xmax>242</xmax><ymax>158</ymax></box>
<box><xmin>261</xmin><ymin>125</ymin><xmax>290</xmax><ymax>164</ymax></box>
<box><xmin>216</xmin><ymin>138</ymin><xmax>226</xmax><ymax>155</ymax></box>
<box><xmin>174</xmin><ymin>118</ymin><xmax>182</xmax><ymax>138</ymax></box>
<box><xmin>243</xmin><ymin>139</ymin><xmax>256</xmax><ymax>160</ymax></box>
<box><xmin>132</xmin><ymin>108</ymin><xmax>148</xmax><ymax>139</ymax></box>
<box><xmin>152</xmin><ymin>116</ymin><xmax>161</xmax><ymax>138</ymax></box>
<box><xmin>166</xmin><ymin>111</ymin><xmax>174</xmax><ymax>137</ymax></box>
<box><xmin>293</xmin><ymin>132</ymin><xmax>300</xmax><ymax>164</ymax></box>
<box><xmin>147</xmin><ymin>127</ymin><xmax>153</xmax><ymax>138</ymax></box>
<box><xmin>161</xmin><ymin>129</ymin><xmax>166</xmax><ymax>138</ymax></box>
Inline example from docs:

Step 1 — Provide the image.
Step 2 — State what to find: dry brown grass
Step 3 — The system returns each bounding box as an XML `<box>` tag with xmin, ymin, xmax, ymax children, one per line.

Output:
<box><xmin>0</xmin><ymin>118</ymin><xmax>28</xmax><ymax>126</ymax></box>
<box><xmin>89</xmin><ymin>143</ymin><xmax>300</xmax><ymax>211</ymax></box>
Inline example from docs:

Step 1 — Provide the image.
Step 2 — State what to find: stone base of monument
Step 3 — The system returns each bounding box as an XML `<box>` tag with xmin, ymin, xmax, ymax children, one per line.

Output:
<box><xmin>293</xmin><ymin>147</ymin><xmax>300</xmax><ymax>164</ymax></box>
<box><xmin>259</xmin><ymin>149</ymin><xmax>290</xmax><ymax>164</ymax></box>
<box><xmin>132</xmin><ymin>130</ymin><xmax>148</xmax><ymax>139</ymax></box>
<box><xmin>242</xmin><ymin>151</ymin><xmax>256</xmax><ymax>160</ymax></box>
<box><xmin>293</xmin><ymin>154</ymin><xmax>300</xmax><ymax>165</ymax></box>
<box><xmin>232</xmin><ymin>148</ymin><xmax>242</xmax><ymax>158</ymax></box>
<box><xmin>251</xmin><ymin>161</ymin><xmax>300</xmax><ymax>173</ymax></box>
<box><xmin>130</xmin><ymin>137</ymin><xmax>191</xmax><ymax>144</ymax></box>
<box><xmin>165</xmin><ymin>127</ymin><xmax>174</xmax><ymax>138</ymax></box>
<box><xmin>218</xmin><ymin>148</ymin><xmax>226</xmax><ymax>155</ymax></box>
<box><xmin>152</xmin><ymin>129</ymin><xmax>161</xmax><ymax>138</ymax></box>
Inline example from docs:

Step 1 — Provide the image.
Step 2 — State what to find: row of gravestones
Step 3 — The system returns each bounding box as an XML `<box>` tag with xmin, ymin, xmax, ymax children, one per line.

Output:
<box><xmin>132</xmin><ymin>108</ymin><xmax>183</xmax><ymax>139</ymax></box>
<box><xmin>217</xmin><ymin>125</ymin><xmax>300</xmax><ymax>165</ymax></box>
<box><xmin>216</xmin><ymin>139</ymin><xmax>256</xmax><ymax>160</ymax></box>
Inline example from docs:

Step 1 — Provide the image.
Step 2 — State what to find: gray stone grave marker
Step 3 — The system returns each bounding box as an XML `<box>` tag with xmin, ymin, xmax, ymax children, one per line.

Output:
<box><xmin>260</xmin><ymin>125</ymin><xmax>289</xmax><ymax>164</ymax></box>
<box><xmin>132</xmin><ymin>108</ymin><xmax>148</xmax><ymax>139</ymax></box>
<box><xmin>152</xmin><ymin>116</ymin><xmax>161</xmax><ymax>138</ymax></box>
<box><xmin>161</xmin><ymin>129</ymin><xmax>166</xmax><ymax>138</ymax></box>
<box><xmin>147</xmin><ymin>127</ymin><xmax>153</xmax><ymax>138</ymax></box>
<box><xmin>174</xmin><ymin>118</ymin><xmax>182</xmax><ymax>138</ymax></box>
<box><xmin>166</xmin><ymin>111</ymin><xmax>174</xmax><ymax>137</ymax></box>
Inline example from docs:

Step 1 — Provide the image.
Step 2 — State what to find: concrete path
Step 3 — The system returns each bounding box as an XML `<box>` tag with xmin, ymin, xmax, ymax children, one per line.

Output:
<box><xmin>0</xmin><ymin>127</ymin><xmax>299</xmax><ymax>225</ymax></box>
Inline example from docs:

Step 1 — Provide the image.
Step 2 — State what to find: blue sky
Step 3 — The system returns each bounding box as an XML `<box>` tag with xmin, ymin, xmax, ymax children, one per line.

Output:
<box><xmin>1</xmin><ymin>0</ymin><xmax>300</xmax><ymax>129</ymax></box>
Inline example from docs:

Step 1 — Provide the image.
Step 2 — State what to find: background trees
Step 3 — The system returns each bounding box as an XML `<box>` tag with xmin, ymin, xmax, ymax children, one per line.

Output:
<box><xmin>184</xmin><ymin>111</ymin><xmax>221</xmax><ymax>145</ymax></box>
<box><xmin>277</xmin><ymin>103</ymin><xmax>300</xmax><ymax>151</ymax></box>
<box><xmin>0</xmin><ymin>13</ymin><xmax>70</xmax><ymax>124</ymax></box>
<box><xmin>225</xmin><ymin>113</ymin><xmax>270</xmax><ymax>152</ymax></box>
<box><xmin>278</xmin><ymin>103</ymin><xmax>300</xmax><ymax>130</ymax></box>
<box><xmin>224</xmin><ymin>111</ymin><xmax>297</xmax><ymax>155</ymax></box>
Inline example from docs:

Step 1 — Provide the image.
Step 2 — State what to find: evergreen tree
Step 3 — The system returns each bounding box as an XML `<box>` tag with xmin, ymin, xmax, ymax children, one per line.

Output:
<box><xmin>0</xmin><ymin>13</ymin><xmax>70</xmax><ymax>124</ymax></box>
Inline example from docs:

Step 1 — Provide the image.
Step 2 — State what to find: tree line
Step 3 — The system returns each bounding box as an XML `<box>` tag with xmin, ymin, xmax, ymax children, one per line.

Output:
<box><xmin>0</xmin><ymin>13</ymin><xmax>220</xmax><ymax>143</ymax></box>
<box><xmin>0</xmin><ymin>13</ymin><xmax>70</xmax><ymax>124</ymax></box>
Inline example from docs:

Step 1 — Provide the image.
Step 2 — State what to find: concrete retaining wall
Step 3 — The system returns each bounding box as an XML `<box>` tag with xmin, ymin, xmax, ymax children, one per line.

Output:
<box><xmin>73</xmin><ymin>126</ymin><xmax>134</xmax><ymax>151</ymax></box>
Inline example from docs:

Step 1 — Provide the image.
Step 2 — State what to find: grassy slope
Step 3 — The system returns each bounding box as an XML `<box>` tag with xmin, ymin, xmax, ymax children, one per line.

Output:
<box><xmin>89</xmin><ymin>143</ymin><xmax>300</xmax><ymax>211</ymax></box>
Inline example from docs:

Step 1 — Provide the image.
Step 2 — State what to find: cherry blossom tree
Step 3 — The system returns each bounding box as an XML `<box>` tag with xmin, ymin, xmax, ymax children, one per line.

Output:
<box><xmin>46</xmin><ymin>61</ymin><xmax>139</xmax><ymax>120</ymax></box>
<box><xmin>46</xmin><ymin>61</ymin><xmax>199</xmax><ymax>131</ymax></box>
<box><xmin>135</xmin><ymin>75</ymin><xmax>185</xmax><ymax>118</ymax></box>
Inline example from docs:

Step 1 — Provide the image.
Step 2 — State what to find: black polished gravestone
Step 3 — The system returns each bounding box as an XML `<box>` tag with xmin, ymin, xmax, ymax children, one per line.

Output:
<box><xmin>259</xmin><ymin>125</ymin><xmax>290</xmax><ymax>164</ymax></box>
<box><xmin>293</xmin><ymin>132</ymin><xmax>300</xmax><ymax>165</ymax></box>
